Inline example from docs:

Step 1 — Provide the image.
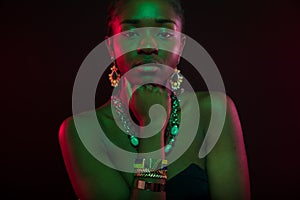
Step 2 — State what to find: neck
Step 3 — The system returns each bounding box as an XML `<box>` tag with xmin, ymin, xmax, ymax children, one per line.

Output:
<box><xmin>116</xmin><ymin>77</ymin><xmax>134</xmax><ymax>106</ymax></box>
<box><xmin>115</xmin><ymin>78</ymin><xmax>172</xmax><ymax>103</ymax></box>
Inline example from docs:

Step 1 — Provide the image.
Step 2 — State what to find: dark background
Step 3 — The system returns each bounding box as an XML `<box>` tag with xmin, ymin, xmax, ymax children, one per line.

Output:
<box><xmin>1</xmin><ymin>0</ymin><xmax>299</xmax><ymax>199</ymax></box>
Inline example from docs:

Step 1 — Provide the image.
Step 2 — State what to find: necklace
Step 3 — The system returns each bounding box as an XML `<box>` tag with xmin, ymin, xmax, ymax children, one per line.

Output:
<box><xmin>111</xmin><ymin>92</ymin><xmax>181</xmax><ymax>154</ymax></box>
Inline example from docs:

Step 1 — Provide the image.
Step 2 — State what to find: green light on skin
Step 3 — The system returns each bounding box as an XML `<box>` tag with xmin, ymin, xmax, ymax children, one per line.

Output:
<box><xmin>118</xmin><ymin>0</ymin><xmax>180</xmax><ymax>30</ymax></box>
<box><xmin>134</xmin><ymin>2</ymin><xmax>162</xmax><ymax>19</ymax></box>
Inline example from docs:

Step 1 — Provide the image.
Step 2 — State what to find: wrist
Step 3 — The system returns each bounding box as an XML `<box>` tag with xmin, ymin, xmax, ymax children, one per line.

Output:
<box><xmin>133</xmin><ymin>178</ymin><xmax>166</xmax><ymax>192</ymax></box>
<box><xmin>138</xmin><ymin>136</ymin><xmax>166</xmax><ymax>154</ymax></box>
<box><xmin>133</xmin><ymin>157</ymin><xmax>168</xmax><ymax>181</ymax></box>
<box><xmin>138</xmin><ymin>123</ymin><xmax>166</xmax><ymax>153</ymax></box>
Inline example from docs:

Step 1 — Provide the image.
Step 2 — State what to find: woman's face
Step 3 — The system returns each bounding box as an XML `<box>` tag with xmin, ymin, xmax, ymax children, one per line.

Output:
<box><xmin>107</xmin><ymin>0</ymin><xmax>185</xmax><ymax>85</ymax></box>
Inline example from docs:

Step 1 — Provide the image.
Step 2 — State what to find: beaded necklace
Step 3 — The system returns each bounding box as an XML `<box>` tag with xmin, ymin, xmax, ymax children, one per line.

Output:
<box><xmin>111</xmin><ymin>92</ymin><xmax>181</xmax><ymax>153</ymax></box>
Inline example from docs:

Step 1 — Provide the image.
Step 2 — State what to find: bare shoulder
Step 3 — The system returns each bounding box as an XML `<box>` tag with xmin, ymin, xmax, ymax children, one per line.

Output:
<box><xmin>181</xmin><ymin>92</ymin><xmax>250</xmax><ymax>199</ymax></box>
<box><xmin>58</xmin><ymin>105</ymin><xmax>131</xmax><ymax>199</ymax></box>
<box><xmin>181</xmin><ymin>91</ymin><xmax>240</xmax><ymax>151</ymax></box>
<box><xmin>195</xmin><ymin>91</ymin><xmax>235</xmax><ymax>109</ymax></box>
<box><xmin>58</xmin><ymin>115</ymin><xmax>77</xmax><ymax>144</ymax></box>
<box><xmin>198</xmin><ymin>91</ymin><xmax>250</xmax><ymax>199</ymax></box>
<box><xmin>59</xmin><ymin>102</ymin><xmax>112</xmax><ymax>139</ymax></box>
<box><xmin>59</xmin><ymin>111</ymin><xmax>97</xmax><ymax>142</ymax></box>
<box><xmin>181</xmin><ymin>91</ymin><xmax>236</xmax><ymax>117</ymax></box>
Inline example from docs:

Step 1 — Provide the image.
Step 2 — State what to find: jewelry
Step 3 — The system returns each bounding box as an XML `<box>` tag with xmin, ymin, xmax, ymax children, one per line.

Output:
<box><xmin>111</xmin><ymin>96</ymin><xmax>139</xmax><ymax>147</ymax></box>
<box><xmin>108</xmin><ymin>62</ymin><xmax>120</xmax><ymax>87</ymax></box>
<box><xmin>135</xmin><ymin>180</ymin><xmax>166</xmax><ymax>192</ymax></box>
<box><xmin>164</xmin><ymin>93</ymin><xmax>180</xmax><ymax>153</ymax></box>
<box><xmin>134</xmin><ymin>158</ymin><xmax>168</xmax><ymax>179</ymax></box>
<box><xmin>135</xmin><ymin>172</ymin><xmax>167</xmax><ymax>179</ymax></box>
<box><xmin>134</xmin><ymin>158</ymin><xmax>168</xmax><ymax>171</ymax></box>
<box><xmin>111</xmin><ymin>92</ymin><xmax>181</xmax><ymax>154</ymax></box>
<box><xmin>169</xmin><ymin>68</ymin><xmax>183</xmax><ymax>91</ymax></box>
<box><xmin>135</xmin><ymin>168</ymin><xmax>167</xmax><ymax>176</ymax></box>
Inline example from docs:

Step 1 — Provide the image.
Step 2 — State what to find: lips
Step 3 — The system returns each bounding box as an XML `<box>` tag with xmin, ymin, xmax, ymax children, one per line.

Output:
<box><xmin>132</xmin><ymin>60</ymin><xmax>160</xmax><ymax>68</ymax></box>
<box><xmin>131</xmin><ymin>60</ymin><xmax>160</xmax><ymax>73</ymax></box>
<box><xmin>136</xmin><ymin>66</ymin><xmax>160</xmax><ymax>73</ymax></box>
<box><xmin>134</xmin><ymin>61</ymin><xmax>161</xmax><ymax>73</ymax></box>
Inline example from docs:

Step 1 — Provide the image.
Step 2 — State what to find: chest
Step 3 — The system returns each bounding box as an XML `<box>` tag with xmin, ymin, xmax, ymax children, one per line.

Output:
<box><xmin>99</xmin><ymin>102</ymin><xmax>207</xmax><ymax>188</ymax></box>
<box><xmin>102</xmin><ymin>122</ymin><xmax>206</xmax><ymax>188</ymax></box>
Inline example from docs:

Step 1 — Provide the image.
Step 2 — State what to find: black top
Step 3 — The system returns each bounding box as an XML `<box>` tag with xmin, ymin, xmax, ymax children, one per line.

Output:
<box><xmin>166</xmin><ymin>163</ymin><xmax>210</xmax><ymax>200</ymax></box>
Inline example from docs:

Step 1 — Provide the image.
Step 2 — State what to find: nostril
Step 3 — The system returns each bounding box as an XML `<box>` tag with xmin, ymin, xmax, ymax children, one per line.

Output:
<box><xmin>137</xmin><ymin>48</ymin><xmax>159</xmax><ymax>55</ymax></box>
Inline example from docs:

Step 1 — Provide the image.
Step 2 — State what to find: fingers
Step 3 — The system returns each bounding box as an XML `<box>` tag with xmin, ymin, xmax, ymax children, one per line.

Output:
<box><xmin>141</xmin><ymin>83</ymin><xmax>168</xmax><ymax>94</ymax></box>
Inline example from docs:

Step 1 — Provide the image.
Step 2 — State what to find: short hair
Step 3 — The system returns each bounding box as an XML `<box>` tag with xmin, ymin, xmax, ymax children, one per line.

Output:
<box><xmin>105</xmin><ymin>0</ymin><xmax>185</xmax><ymax>36</ymax></box>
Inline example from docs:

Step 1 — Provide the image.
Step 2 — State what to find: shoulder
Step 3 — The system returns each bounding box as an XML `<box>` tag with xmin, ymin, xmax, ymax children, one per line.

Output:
<box><xmin>182</xmin><ymin>91</ymin><xmax>241</xmax><ymax>152</ymax></box>
<box><xmin>197</xmin><ymin>92</ymin><xmax>250</xmax><ymax>199</ymax></box>
<box><xmin>58</xmin><ymin>103</ymin><xmax>112</xmax><ymax>146</ymax></box>
<box><xmin>58</xmin><ymin>115</ymin><xmax>76</xmax><ymax>143</ymax></box>
<box><xmin>195</xmin><ymin>91</ymin><xmax>236</xmax><ymax>111</ymax></box>
<box><xmin>194</xmin><ymin>91</ymin><xmax>245</xmax><ymax>157</ymax></box>
<box><xmin>181</xmin><ymin>91</ymin><xmax>236</xmax><ymax>119</ymax></box>
<box><xmin>58</xmin><ymin>107</ymin><xmax>131</xmax><ymax>199</ymax></box>
<box><xmin>195</xmin><ymin>91</ymin><xmax>238</xmax><ymax>124</ymax></box>
<box><xmin>58</xmin><ymin>112</ymin><xmax>92</xmax><ymax>140</ymax></box>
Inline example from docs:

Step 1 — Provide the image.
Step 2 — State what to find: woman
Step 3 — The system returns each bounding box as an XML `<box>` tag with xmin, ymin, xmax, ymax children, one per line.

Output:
<box><xmin>59</xmin><ymin>0</ymin><xmax>251</xmax><ymax>199</ymax></box>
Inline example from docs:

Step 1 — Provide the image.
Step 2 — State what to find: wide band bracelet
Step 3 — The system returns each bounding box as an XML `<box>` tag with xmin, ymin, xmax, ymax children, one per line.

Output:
<box><xmin>135</xmin><ymin>180</ymin><xmax>166</xmax><ymax>192</ymax></box>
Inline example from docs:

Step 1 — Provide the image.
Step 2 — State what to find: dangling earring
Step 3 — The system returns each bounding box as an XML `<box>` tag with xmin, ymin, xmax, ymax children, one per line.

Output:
<box><xmin>108</xmin><ymin>58</ymin><xmax>120</xmax><ymax>87</ymax></box>
<box><xmin>169</xmin><ymin>68</ymin><xmax>183</xmax><ymax>91</ymax></box>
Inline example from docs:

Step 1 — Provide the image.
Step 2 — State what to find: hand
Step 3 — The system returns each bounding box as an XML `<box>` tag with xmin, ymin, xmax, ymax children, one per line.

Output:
<box><xmin>129</xmin><ymin>84</ymin><xmax>171</xmax><ymax>126</ymax></box>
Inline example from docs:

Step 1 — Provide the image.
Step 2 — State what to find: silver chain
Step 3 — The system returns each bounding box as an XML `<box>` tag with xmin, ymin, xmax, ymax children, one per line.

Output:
<box><xmin>111</xmin><ymin>90</ymin><xmax>183</xmax><ymax>153</ymax></box>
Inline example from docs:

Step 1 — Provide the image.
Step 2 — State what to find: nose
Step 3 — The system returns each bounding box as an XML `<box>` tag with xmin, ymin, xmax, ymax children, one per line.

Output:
<box><xmin>137</xmin><ymin>35</ymin><xmax>159</xmax><ymax>55</ymax></box>
<box><xmin>137</xmin><ymin>47</ymin><xmax>159</xmax><ymax>55</ymax></box>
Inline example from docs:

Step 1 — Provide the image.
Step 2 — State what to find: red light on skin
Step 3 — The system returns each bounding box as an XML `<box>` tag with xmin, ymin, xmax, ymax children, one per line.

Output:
<box><xmin>106</xmin><ymin>0</ymin><xmax>183</xmax><ymax>80</ymax></box>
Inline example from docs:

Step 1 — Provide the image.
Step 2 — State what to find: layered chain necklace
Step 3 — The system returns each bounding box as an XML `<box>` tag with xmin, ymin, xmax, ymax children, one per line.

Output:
<box><xmin>111</xmin><ymin>92</ymin><xmax>181</xmax><ymax>154</ymax></box>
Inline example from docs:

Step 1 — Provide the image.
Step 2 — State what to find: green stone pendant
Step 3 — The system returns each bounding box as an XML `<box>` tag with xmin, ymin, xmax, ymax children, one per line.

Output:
<box><xmin>171</xmin><ymin>125</ymin><xmax>179</xmax><ymax>136</ymax></box>
<box><xmin>130</xmin><ymin>135</ymin><xmax>139</xmax><ymax>147</ymax></box>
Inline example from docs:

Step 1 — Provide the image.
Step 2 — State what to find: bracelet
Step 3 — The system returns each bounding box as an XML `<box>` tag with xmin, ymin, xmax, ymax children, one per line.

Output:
<box><xmin>135</xmin><ymin>172</ymin><xmax>167</xmax><ymax>179</ymax></box>
<box><xmin>135</xmin><ymin>180</ymin><xmax>166</xmax><ymax>192</ymax></box>
<box><xmin>136</xmin><ymin>169</ymin><xmax>167</xmax><ymax>176</ymax></box>
<box><xmin>134</xmin><ymin>158</ymin><xmax>168</xmax><ymax>171</ymax></box>
<box><xmin>134</xmin><ymin>158</ymin><xmax>168</xmax><ymax>180</ymax></box>
<box><xmin>135</xmin><ymin>169</ymin><xmax>168</xmax><ymax>179</ymax></box>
